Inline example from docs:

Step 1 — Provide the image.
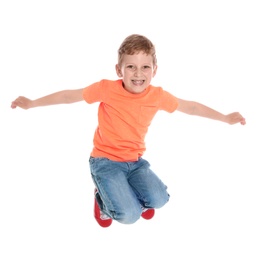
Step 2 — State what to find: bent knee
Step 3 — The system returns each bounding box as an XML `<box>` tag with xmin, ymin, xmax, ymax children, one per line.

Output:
<box><xmin>146</xmin><ymin>192</ymin><xmax>170</xmax><ymax>209</ymax></box>
<box><xmin>113</xmin><ymin>208</ymin><xmax>141</xmax><ymax>224</ymax></box>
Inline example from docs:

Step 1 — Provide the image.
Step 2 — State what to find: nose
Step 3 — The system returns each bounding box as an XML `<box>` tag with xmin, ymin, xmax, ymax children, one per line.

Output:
<box><xmin>134</xmin><ymin>68</ymin><xmax>143</xmax><ymax>77</ymax></box>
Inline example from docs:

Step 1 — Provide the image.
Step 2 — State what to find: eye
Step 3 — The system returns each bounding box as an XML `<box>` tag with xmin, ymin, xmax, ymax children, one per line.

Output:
<box><xmin>127</xmin><ymin>65</ymin><xmax>136</xmax><ymax>71</ymax></box>
<box><xmin>142</xmin><ymin>65</ymin><xmax>151</xmax><ymax>71</ymax></box>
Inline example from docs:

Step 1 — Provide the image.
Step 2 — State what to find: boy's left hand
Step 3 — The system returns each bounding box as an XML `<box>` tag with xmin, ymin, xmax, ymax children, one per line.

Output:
<box><xmin>226</xmin><ymin>112</ymin><xmax>246</xmax><ymax>125</ymax></box>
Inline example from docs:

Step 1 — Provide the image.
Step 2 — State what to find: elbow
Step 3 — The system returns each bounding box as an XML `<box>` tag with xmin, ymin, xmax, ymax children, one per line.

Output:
<box><xmin>63</xmin><ymin>90</ymin><xmax>75</xmax><ymax>104</ymax></box>
<box><xmin>186</xmin><ymin>102</ymin><xmax>197</xmax><ymax>115</ymax></box>
<box><xmin>61</xmin><ymin>91</ymin><xmax>70</xmax><ymax>104</ymax></box>
<box><xmin>177</xmin><ymin>99</ymin><xmax>197</xmax><ymax>115</ymax></box>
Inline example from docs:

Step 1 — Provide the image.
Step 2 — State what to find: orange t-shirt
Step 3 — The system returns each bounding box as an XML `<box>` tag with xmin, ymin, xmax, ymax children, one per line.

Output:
<box><xmin>83</xmin><ymin>79</ymin><xmax>178</xmax><ymax>161</ymax></box>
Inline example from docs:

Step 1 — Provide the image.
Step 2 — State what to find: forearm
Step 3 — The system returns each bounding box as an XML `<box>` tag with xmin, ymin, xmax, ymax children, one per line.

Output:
<box><xmin>177</xmin><ymin>99</ymin><xmax>245</xmax><ymax>125</ymax></box>
<box><xmin>31</xmin><ymin>90</ymin><xmax>76</xmax><ymax>108</ymax></box>
<box><xmin>11</xmin><ymin>89</ymin><xmax>84</xmax><ymax>110</ymax></box>
<box><xmin>189</xmin><ymin>101</ymin><xmax>227</xmax><ymax>122</ymax></box>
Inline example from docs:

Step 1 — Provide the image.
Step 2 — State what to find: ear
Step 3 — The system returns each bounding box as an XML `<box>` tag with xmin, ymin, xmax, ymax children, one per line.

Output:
<box><xmin>152</xmin><ymin>65</ymin><xmax>158</xmax><ymax>77</ymax></box>
<box><xmin>115</xmin><ymin>64</ymin><xmax>122</xmax><ymax>77</ymax></box>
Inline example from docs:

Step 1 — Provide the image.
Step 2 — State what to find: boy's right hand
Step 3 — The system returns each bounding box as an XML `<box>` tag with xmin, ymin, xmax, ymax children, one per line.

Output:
<box><xmin>11</xmin><ymin>96</ymin><xmax>33</xmax><ymax>110</ymax></box>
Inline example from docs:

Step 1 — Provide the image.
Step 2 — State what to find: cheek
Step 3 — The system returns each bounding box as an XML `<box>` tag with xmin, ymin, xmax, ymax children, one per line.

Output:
<box><xmin>145</xmin><ymin>72</ymin><xmax>155</xmax><ymax>78</ymax></box>
<box><xmin>122</xmin><ymin>70</ymin><xmax>132</xmax><ymax>78</ymax></box>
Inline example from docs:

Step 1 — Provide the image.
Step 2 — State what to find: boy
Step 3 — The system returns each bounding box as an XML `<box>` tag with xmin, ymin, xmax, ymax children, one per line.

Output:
<box><xmin>11</xmin><ymin>34</ymin><xmax>246</xmax><ymax>228</ymax></box>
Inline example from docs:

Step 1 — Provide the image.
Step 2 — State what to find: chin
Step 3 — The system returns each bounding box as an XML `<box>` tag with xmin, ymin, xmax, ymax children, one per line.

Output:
<box><xmin>133</xmin><ymin>88</ymin><xmax>146</xmax><ymax>94</ymax></box>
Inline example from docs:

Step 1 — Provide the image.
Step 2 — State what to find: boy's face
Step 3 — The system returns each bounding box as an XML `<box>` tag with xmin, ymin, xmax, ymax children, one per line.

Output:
<box><xmin>115</xmin><ymin>52</ymin><xmax>157</xmax><ymax>94</ymax></box>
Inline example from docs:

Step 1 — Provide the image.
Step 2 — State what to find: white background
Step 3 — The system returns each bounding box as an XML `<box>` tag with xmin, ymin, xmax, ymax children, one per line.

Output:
<box><xmin>1</xmin><ymin>0</ymin><xmax>260</xmax><ymax>259</ymax></box>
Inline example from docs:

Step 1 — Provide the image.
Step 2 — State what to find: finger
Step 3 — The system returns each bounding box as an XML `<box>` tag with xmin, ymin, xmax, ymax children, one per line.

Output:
<box><xmin>240</xmin><ymin>118</ymin><xmax>246</xmax><ymax>125</ymax></box>
<box><xmin>11</xmin><ymin>102</ymin><xmax>17</xmax><ymax>109</ymax></box>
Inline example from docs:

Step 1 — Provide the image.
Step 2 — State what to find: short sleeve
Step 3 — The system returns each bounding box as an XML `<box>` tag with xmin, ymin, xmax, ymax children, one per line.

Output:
<box><xmin>159</xmin><ymin>90</ymin><xmax>179</xmax><ymax>113</ymax></box>
<box><xmin>82</xmin><ymin>80</ymin><xmax>104</xmax><ymax>104</ymax></box>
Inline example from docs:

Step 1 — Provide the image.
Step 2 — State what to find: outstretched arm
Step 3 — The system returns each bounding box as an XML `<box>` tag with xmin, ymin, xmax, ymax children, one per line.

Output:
<box><xmin>176</xmin><ymin>98</ymin><xmax>246</xmax><ymax>125</ymax></box>
<box><xmin>11</xmin><ymin>89</ymin><xmax>84</xmax><ymax>110</ymax></box>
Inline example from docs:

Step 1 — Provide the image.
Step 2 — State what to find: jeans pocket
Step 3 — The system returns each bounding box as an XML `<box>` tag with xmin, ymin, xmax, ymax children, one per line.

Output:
<box><xmin>89</xmin><ymin>157</ymin><xmax>110</xmax><ymax>174</ymax></box>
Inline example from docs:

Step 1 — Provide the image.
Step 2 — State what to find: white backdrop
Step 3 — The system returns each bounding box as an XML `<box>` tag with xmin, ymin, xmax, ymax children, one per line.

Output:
<box><xmin>1</xmin><ymin>1</ymin><xmax>260</xmax><ymax>260</ymax></box>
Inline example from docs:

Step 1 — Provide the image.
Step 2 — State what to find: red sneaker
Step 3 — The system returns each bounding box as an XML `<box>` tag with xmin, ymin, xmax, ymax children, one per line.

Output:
<box><xmin>141</xmin><ymin>208</ymin><xmax>155</xmax><ymax>220</ymax></box>
<box><xmin>94</xmin><ymin>189</ymin><xmax>112</xmax><ymax>228</ymax></box>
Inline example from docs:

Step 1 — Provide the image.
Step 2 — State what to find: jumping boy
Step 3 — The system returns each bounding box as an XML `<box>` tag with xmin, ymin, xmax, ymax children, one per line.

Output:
<box><xmin>11</xmin><ymin>34</ymin><xmax>246</xmax><ymax>227</ymax></box>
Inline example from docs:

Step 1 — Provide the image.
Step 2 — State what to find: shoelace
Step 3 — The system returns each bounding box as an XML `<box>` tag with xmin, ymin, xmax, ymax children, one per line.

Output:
<box><xmin>100</xmin><ymin>211</ymin><xmax>110</xmax><ymax>220</ymax></box>
<box><xmin>141</xmin><ymin>207</ymin><xmax>148</xmax><ymax>213</ymax></box>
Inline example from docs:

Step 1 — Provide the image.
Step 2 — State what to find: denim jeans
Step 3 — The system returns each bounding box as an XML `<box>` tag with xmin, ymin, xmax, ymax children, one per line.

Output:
<box><xmin>89</xmin><ymin>156</ymin><xmax>169</xmax><ymax>224</ymax></box>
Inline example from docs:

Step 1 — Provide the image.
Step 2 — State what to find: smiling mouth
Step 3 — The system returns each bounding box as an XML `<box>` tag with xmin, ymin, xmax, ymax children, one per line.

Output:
<box><xmin>132</xmin><ymin>80</ymin><xmax>145</xmax><ymax>85</ymax></box>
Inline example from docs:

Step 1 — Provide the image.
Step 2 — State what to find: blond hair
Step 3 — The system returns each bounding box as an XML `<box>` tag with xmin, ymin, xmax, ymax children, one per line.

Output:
<box><xmin>117</xmin><ymin>34</ymin><xmax>157</xmax><ymax>67</ymax></box>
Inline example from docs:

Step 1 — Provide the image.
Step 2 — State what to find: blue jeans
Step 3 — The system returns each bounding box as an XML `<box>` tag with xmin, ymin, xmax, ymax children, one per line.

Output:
<box><xmin>89</xmin><ymin>157</ymin><xmax>169</xmax><ymax>224</ymax></box>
